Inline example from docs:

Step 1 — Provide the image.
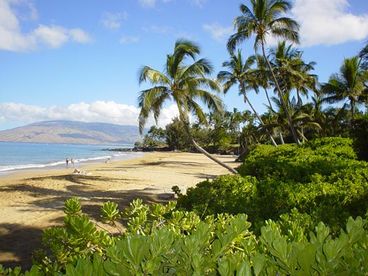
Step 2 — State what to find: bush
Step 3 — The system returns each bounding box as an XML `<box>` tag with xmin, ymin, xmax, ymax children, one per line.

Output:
<box><xmin>177</xmin><ymin>137</ymin><xmax>368</xmax><ymax>232</ymax></box>
<box><xmin>177</xmin><ymin>175</ymin><xmax>258</xmax><ymax>218</ymax></box>
<box><xmin>237</xmin><ymin>137</ymin><xmax>357</xmax><ymax>182</ymax></box>
<box><xmin>2</xmin><ymin>199</ymin><xmax>368</xmax><ymax>275</ymax></box>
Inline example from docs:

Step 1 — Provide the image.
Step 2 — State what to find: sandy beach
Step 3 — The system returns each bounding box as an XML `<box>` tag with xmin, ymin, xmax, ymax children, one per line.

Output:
<box><xmin>0</xmin><ymin>151</ymin><xmax>239</xmax><ymax>268</ymax></box>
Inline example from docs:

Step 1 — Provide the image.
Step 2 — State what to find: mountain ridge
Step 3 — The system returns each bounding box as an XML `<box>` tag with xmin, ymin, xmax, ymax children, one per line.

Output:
<box><xmin>0</xmin><ymin>120</ymin><xmax>143</xmax><ymax>145</ymax></box>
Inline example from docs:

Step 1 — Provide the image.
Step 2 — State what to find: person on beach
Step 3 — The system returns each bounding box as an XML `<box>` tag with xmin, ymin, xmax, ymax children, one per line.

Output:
<box><xmin>70</xmin><ymin>158</ymin><xmax>75</xmax><ymax>167</ymax></box>
<box><xmin>66</xmin><ymin>158</ymin><xmax>69</xmax><ymax>167</ymax></box>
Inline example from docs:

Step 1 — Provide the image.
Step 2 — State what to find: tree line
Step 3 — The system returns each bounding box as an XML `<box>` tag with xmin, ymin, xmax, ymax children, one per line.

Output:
<box><xmin>137</xmin><ymin>0</ymin><xmax>368</xmax><ymax>173</ymax></box>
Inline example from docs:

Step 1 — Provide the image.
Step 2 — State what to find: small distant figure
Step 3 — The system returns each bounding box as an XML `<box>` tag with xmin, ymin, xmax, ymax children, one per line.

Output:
<box><xmin>105</xmin><ymin>157</ymin><xmax>111</xmax><ymax>164</ymax></box>
<box><xmin>66</xmin><ymin>158</ymin><xmax>69</xmax><ymax>167</ymax></box>
<box><xmin>70</xmin><ymin>158</ymin><xmax>75</xmax><ymax>167</ymax></box>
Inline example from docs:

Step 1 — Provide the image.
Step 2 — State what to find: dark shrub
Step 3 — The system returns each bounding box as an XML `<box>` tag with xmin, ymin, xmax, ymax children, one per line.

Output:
<box><xmin>351</xmin><ymin>115</ymin><xmax>368</xmax><ymax>161</ymax></box>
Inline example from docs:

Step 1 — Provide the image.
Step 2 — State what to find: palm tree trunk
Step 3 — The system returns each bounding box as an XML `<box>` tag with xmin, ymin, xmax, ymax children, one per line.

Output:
<box><xmin>179</xmin><ymin>110</ymin><xmax>238</xmax><ymax>174</ymax></box>
<box><xmin>242</xmin><ymin>92</ymin><xmax>278</xmax><ymax>147</ymax></box>
<box><xmin>297</xmin><ymin>129</ymin><xmax>308</xmax><ymax>142</ymax></box>
<box><xmin>351</xmin><ymin>100</ymin><xmax>355</xmax><ymax>121</ymax></box>
<box><xmin>190</xmin><ymin>138</ymin><xmax>237</xmax><ymax>174</ymax></box>
<box><xmin>260</xmin><ymin>41</ymin><xmax>301</xmax><ymax>145</ymax></box>
<box><xmin>279</xmin><ymin>131</ymin><xmax>285</xmax><ymax>144</ymax></box>
<box><xmin>264</xmin><ymin>87</ymin><xmax>275</xmax><ymax>112</ymax></box>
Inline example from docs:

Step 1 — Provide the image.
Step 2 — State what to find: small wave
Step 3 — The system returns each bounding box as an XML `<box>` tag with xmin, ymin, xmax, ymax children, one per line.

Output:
<box><xmin>0</xmin><ymin>153</ymin><xmax>143</xmax><ymax>173</ymax></box>
<box><xmin>0</xmin><ymin>161</ymin><xmax>65</xmax><ymax>172</ymax></box>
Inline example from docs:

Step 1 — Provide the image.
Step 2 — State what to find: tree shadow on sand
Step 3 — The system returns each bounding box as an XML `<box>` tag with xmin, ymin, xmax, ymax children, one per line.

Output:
<box><xmin>0</xmin><ymin>223</ymin><xmax>43</xmax><ymax>270</ymax></box>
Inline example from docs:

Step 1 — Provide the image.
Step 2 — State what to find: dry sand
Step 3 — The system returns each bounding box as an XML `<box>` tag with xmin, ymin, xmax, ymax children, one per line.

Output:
<box><xmin>0</xmin><ymin>151</ymin><xmax>239</xmax><ymax>268</ymax></box>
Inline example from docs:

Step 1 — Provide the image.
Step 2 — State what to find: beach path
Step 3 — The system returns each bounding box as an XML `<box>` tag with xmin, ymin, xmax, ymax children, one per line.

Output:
<box><xmin>0</xmin><ymin>151</ymin><xmax>239</xmax><ymax>268</ymax></box>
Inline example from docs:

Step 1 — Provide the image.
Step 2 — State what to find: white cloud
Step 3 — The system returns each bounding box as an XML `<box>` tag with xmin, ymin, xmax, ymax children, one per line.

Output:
<box><xmin>69</xmin><ymin>28</ymin><xmax>91</xmax><ymax>43</ymax></box>
<box><xmin>0</xmin><ymin>101</ymin><xmax>179</xmax><ymax>128</ymax></box>
<box><xmin>0</xmin><ymin>0</ymin><xmax>91</xmax><ymax>52</ymax></box>
<box><xmin>120</xmin><ymin>35</ymin><xmax>140</xmax><ymax>44</ymax></box>
<box><xmin>33</xmin><ymin>25</ymin><xmax>69</xmax><ymax>48</ymax></box>
<box><xmin>292</xmin><ymin>0</ymin><xmax>368</xmax><ymax>46</ymax></box>
<box><xmin>100</xmin><ymin>12</ymin><xmax>128</xmax><ymax>30</ymax></box>
<box><xmin>33</xmin><ymin>25</ymin><xmax>91</xmax><ymax>48</ymax></box>
<box><xmin>203</xmin><ymin>23</ymin><xmax>232</xmax><ymax>42</ymax></box>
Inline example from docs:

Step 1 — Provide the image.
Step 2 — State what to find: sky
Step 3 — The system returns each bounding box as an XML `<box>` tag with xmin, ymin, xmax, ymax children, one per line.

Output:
<box><xmin>0</xmin><ymin>0</ymin><xmax>367</xmax><ymax>130</ymax></box>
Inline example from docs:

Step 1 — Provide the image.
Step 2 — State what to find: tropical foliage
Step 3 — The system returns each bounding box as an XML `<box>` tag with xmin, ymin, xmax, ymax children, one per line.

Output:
<box><xmin>177</xmin><ymin>138</ymin><xmax>368</xmax><ymax>233</ymax></box>
<box><xmin>138</xmin><ymin>39</ymin><xmax>237</xmax><ymax>173</ymax></box>
<box><xmin>2</xmin><ymin>198</ymin><xmax>368</xmax><ymax>275</ymax></box>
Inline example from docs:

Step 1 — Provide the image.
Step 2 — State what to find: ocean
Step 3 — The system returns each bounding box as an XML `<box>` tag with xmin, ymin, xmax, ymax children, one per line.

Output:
<box><xmin>0</xmin><ymin>142</ymin><xmax>142</xmax><ymax>174</ymax></box>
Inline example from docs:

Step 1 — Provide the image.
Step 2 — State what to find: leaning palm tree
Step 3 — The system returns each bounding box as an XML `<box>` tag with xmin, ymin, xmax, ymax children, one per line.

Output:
<box><xmin>228</xmin><ymin>0</ymin><xmax>301</xmax><ymax>144</ymax></box>
<box><xmin>321</xmin><ymin>57</ymin><xmax>366</xmax><ymax>120</ymax></box>
<box><xmin>218</xmin><ymin>50</ymin><xmax>278</xmax><ymax>146</ymax></box>
<box><xmin>138</xmin><ymin>39</ymin><xmax>237</xmax><ymax>174</ymax></box>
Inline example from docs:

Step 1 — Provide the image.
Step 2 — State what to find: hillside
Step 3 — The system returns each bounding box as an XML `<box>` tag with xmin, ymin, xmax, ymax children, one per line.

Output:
<box><xmin>0</xmin><ymin>120</ymin><xmax>142</xmax><ymax>145</ymax></box>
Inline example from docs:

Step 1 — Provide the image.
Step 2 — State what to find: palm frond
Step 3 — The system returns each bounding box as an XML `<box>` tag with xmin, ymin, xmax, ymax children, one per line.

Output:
<box><xmin>138</xmin><ymin>66</ymin><xmax>170</xmax><ymax>85</ymax></box>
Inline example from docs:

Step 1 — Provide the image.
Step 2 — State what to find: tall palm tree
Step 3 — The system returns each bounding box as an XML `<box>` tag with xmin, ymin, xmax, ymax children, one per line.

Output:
<box><xmin>227</xmin><ymin>0</ymin><xmax>301</xmax><ymax>144</ymax></box>
<box><xmin>218</xmin><ymin>50</ymin><xmax>278</xmax><ymax>146</ymax></box>
<box><xmin>270</xmin><ymin>42</ymin><xmax>317</xmax><ymax>102</ymax></box>
<box><xmin>138</xmin><ymin>39</ymin><xmax>237</xmax><ymax>174</ymax></box>
<box><xmin>322</xmin><ymin>57</ymin><xmax>366</xmax><ymax>120</ymax></box>
<box><xmin>254</xmin><ymin>55</ymin><xmax>275</xmax><ymax>111</ymax></box>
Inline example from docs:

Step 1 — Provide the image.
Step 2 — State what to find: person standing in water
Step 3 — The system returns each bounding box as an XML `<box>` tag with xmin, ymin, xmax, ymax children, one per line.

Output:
<box><xmin>70</xmin><ymin>158</ymin><xmax>75</xmax><ymax>167</ymax></box>
<box><xmin>66</xmin><ymin>158</ymin><xmax>69</xmax><ymax>167</ymax></box>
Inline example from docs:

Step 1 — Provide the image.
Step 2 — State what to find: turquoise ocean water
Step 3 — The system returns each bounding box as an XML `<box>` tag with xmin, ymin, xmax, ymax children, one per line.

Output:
<box><xmin>0</xmin><ymin>142</ymin><xmax>142</xmax><ymax>174</ymax></box>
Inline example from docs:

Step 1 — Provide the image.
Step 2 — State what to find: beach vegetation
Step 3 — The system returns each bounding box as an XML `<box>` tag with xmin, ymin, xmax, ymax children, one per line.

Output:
<box><xmin>176</xmin><ymin>137</ymin><xmax>368</xmax><ymax>233</ymax></box>
<box><xmin>228</xmin><ymin>0</ymin><xmax>301</xmax><ymax>144</ymax></box>
<box><xmin>3</xmin><ymin>198</ymin><xmax>367</xmax><ymax>275</ymax></box>
<box><xmin>137</xmin><ymin>39</ymin><xmax>237</xmax><ymax>173</ymax></box>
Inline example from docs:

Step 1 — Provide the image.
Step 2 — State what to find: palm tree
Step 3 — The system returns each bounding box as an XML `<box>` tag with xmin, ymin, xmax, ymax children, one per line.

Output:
<box><xmin>322</xmin><ymin>57</ymin><xmax>366</xmax><ymax>120</ymax></box>
<box><xmin>264</xmin><ymin>96</ymin><xmax>321</xmax><ymax>142</ymax></box>
<box><xmin>138</xmin><ymin>39</ymin><xmax>237</xmax><ymax>174</ymax></box>
<box><xmin>269</xmin><ymin>42</ymin><xmax>317</xmax><ymax>106</ymax></box>
<box><xmin>218</xmin><ymin>50</ymin><xmax>278</xmax><ymax>146</ymax></box>
<box><xmin>228</xmin><ymin>0</ymin><xmax>301</xmax><ymax>144</ymax></box>
<box><xmin>254</xmin><ymin>55</ymin><xmax>275</xmax><ymax>111</ymax></box>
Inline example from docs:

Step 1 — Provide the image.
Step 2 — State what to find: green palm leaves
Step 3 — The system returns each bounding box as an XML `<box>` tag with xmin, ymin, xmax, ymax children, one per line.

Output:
<box><xmin>218</xmin><ymin>50</ymin><xmax>278</xmax><ymax>146</ymax></box>
<box><xmin>322</xmin><ymin>57</ymin><xmax>366</xmax><ymax>120</ymax></box>
<box><xmin>138</xmin><ymin>40</ymin><xmax>238</xmax><ymax>174</ymax></box>
<box><xmin>138</xmin><ymin>39</ymin><xmax>222</xmax><ymax>134</ymax></box>
<box><xmin>228</xmin><ymin>0</ymin><xmax>301</xmax><ymax>144</ymax></box>
<box><xmin>228</xmin><ymin>0</ymin><xmax>299</xmax><ymax>52</ymax></box>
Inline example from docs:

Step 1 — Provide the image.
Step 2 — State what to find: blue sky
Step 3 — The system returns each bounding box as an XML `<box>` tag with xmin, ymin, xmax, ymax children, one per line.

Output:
<box><xmin>0</xmin><ymin>0</ymin><xmax>367</xmax><ymax>130</ymax></box>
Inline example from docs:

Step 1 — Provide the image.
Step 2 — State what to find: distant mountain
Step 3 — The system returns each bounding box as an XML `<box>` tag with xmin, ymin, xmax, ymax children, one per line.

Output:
<box><xmin>0</xmin><ymin>120</ymin><xmax>143</xmax><ymax>145</ymax></box>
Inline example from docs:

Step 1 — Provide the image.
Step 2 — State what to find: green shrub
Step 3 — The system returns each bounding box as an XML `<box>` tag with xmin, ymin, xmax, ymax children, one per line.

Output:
<box><xmin>177</xmin><ymin>175</ymin><xmax>258</xmax><ymax>218</ymax></box>
<box><xmin>177</xmin><ymin>137</ymin><xmax>368</xmax><ymax>232</ymax></box>
<box><xmin>3</xmin><ymin>200</ymin><xmax>368</xmax><ymax>275</ymax></box>
<box><xmin>238</xmin><ymin>137</ymin><xmax>357</xmax><ymax>182</ymax></box>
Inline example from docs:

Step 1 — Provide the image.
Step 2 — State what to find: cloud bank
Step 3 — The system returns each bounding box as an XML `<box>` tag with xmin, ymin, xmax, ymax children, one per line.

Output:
<box><xmin>206</xmin><ymin>0</ymin><xmax>368</xmax><ymax>46</ymax></box>
<box><xmin>0</xmin><ymin>0</ymin><xmax>91</xmax><ymax>52</ymax></box>
<box><xmin>292</xmin><ymin>0</ymin><xmax>368</xmax><ymax>46</ymax></box>
<box><xmin>0</xmin><ymin>101</ymin><xmax>179</xmax><ymax>128</ymax></box>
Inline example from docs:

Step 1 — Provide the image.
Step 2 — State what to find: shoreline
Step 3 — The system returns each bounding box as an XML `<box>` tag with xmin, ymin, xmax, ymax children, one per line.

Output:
<box><xmin>0</xmin><ymin>151</ymin><xmax>144</xmax><ymax>177</ymax></box>
<box><xmin>0</xmin><ymin>151</ymin><xmax>240</xmax><ymax>268</ymax></box>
